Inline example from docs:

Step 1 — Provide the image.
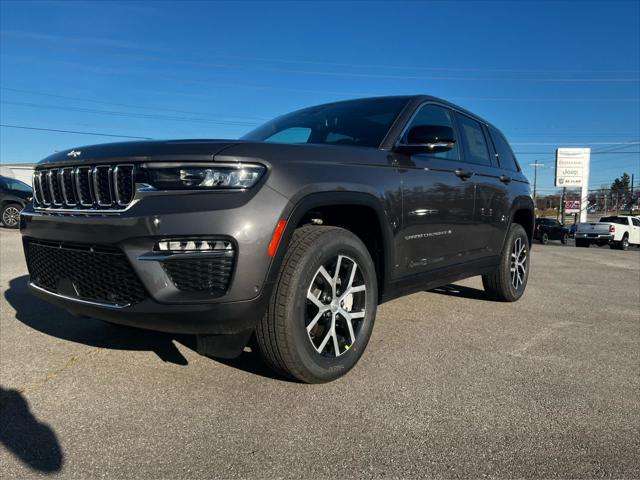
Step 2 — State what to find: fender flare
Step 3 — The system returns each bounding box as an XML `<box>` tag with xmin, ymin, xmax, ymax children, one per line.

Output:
<box><xmin>0</xmin><ymin>195</ymin><xmax>28</xmax><ymax>209</ymax></box>
<box><xmin>506</xmin><ymin>195</ymin><xmax>535</xmax><ymax>246</ymax></box>
<box><xmin>263</xmin><ymin>191</ymin><xmax>396</xmax><ymax>300</ymax></box>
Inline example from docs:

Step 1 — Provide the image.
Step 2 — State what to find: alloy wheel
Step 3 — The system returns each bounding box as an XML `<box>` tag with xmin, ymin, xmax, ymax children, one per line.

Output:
<box><xmin>510</xmin><ymin>237</ymin><xmax>527</xmax><ymax>290</ymax></box>
<box><xmin>2</xmin><ymin>206</ymin><xmax>20</xmax><ymax>228</ymax></box>
<box><xmin>305</xmin><ymin>255</ymin><xmax>366</xmax><ymax>357</ymax></box>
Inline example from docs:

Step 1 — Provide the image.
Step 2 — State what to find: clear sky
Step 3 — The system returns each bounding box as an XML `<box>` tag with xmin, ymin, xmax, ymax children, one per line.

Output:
<box><xmin>1</xmin><ymin>0</ymin><xmax>638</xmax><ymax>194</ymax></box>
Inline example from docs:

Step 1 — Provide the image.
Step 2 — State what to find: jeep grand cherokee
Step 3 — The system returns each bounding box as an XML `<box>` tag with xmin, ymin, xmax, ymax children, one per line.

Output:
<box><xmin>20</xmin><ymin>96</ymin><xmax>534</xmax><ymax>383</ymax></box>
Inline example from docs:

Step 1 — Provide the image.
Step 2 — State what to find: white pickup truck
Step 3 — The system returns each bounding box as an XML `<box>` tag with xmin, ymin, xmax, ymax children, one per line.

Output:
<box><xmin>575</xmin><ymin>215</ymin><xmax>640</xmax><ymax>250</ymax></box>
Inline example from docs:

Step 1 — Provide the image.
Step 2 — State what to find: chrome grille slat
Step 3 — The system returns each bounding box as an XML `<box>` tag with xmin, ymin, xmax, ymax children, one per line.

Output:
<box><xmin>33</xmin><ymin>163</ymin><xmax>135</xmax><ymax>213</ymax></box>
<box><xmin>32</xmin><ymin>171</ymin><xmax>43</xmax><ymax>205</ymax></box>
<box><xmin>75</xmin><ymin>166</ymin><xmax>93</xmax><ymax>207</ymax></box>
<box><xmin>60</xmin><ymin>168</ymin><xmax>77</xmax><ymax>206</ymax></box>
<box><xmin>113</xmin><ymin>164</ymin><xmax>135</xmax><ymax>206</ymax></box>
<box><xmin>47</xmin><ymin>169</ymin><xmax>63</xmax><ymax>206</ymax></box>
<box><xmin>92</xmin><ymin>165</ymin><xmax>113</xmax><ymax>207</ymax></box>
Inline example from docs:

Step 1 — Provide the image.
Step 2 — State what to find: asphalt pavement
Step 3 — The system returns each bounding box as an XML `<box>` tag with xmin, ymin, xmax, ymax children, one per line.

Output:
<box><xmin>1</xmin><ymin>228</ymin><xmax>639</xmax><ymax>479</ymax></box>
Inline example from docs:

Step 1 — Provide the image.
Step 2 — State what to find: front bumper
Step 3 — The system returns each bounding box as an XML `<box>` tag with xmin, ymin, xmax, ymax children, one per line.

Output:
<box><xmin>20</xmin><ymin>186</ymin><xmax>290</xmax><ymax>334</ymax></box>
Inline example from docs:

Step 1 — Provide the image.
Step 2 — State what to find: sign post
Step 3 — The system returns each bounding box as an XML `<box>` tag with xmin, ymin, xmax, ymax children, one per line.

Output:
<box><xmin>555</xmin><ymin>148</ymin><xmax>591</xmax><ymax>223</ymax></box>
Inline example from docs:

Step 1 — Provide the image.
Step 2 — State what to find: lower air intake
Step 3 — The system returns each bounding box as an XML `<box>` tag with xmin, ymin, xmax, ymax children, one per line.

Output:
<box><xmin>162</xmin><ymin>252</ymin><xmax>235</xmax><ymax>295</ymax></box>
<box><xmin>25</xmin><ymin>239</ymin><xmax>147</xmax><ymax>306</ymax></box>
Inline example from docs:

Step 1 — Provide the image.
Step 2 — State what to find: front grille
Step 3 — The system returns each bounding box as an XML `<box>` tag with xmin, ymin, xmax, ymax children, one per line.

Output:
<box><xmin>25</xmin><ymin>239</ymin><xmax>147</xmax><ymax>306</ymax></box>
<box><xmin>162</xmin><ymin>252</ymin><xmax>234</xmax><ymax>295</ymax></box>
<box><xmin>33</xmin><ymin>164</ymin><xmax>135</xmax><ymax>212</ymax></box>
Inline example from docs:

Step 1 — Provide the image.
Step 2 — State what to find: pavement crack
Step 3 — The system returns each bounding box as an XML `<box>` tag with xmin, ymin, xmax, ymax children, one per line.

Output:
<box><xmin>13</xmin><ymin>349</ymin><xmax>102</xmax><ymax>397</ymax></box>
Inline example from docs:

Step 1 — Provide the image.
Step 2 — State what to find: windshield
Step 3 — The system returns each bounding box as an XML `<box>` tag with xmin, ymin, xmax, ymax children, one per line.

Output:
<box><xmin>242</xmin><ymin>97</ymin><xmax>410</xmax><ymax>149</ymax></box>
<box><xmin>0</xmin><ymin>176</ymin><xmax>32</xmax><ymax>192</ymax></box>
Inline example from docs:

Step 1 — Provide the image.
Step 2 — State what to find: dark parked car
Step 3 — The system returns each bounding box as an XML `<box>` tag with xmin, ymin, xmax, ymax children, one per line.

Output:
<box><xmin>0</xmin><ymin>175</ymin><xmax>32</xmax><ymax>229</ymax></box>
<box><xmin>20</xmin><ymin>95</ymin><xmax>534</xmax><ymax>383</ymax></box>
<box><xmin>534</xmin><ymin>218</ymin><xmax>569</xmax><ymax>244</ymax></box>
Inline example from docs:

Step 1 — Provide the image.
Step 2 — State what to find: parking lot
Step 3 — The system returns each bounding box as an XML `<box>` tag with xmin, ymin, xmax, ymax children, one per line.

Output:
<box><xmin>1</xmin><ymin>227</ymin><xmax>638</xmax><ymax>479</ymax></box>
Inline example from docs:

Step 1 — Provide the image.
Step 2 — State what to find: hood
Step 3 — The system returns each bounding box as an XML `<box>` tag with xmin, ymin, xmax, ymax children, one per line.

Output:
<box><xmin>14</xmin><ymin>188</ymin><xmax>33</xmax><ymax>199</ymax></box>
<box><xmin>37</xmin><ymin>139</ymin><xmax>249</xmax><ymax>167</ymax></box>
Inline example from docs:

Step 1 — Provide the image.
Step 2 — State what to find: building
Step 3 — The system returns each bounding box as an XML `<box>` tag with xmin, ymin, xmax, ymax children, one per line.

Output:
<box><xmin>0</xmin><ymin>163</ymin><xmax>35</xmax><ymax>185</ymax></box>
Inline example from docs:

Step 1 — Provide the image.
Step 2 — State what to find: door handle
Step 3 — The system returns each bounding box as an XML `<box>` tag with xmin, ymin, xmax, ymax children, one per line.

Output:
<box><xmin>499</xmin><ymin>175</ymin><xmax>512</xmax><ymax>184</ymax></box>
<box><xmin>454</xmin><ymin>169</ymin><xmax>474</xmax><ymax>180</ymax></box>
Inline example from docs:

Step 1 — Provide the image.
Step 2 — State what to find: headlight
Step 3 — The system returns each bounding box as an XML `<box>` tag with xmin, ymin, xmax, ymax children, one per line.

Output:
<box><xmin>142</xmin><ymin>162</ymin><xmax>265</xmax><ymax>190</ymax></box>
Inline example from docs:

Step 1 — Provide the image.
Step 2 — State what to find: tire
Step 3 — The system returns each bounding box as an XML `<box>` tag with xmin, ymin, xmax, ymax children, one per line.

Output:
<box><xmin>1</xmin><ymin>203</ymin><xmax>22</xmax><ymax>229</ymax></box>
<box><xmin>540</xmin><ymin>232</ymin><xmax>549</xmax><ymax>245</ymax></box>
<box><xmin>620</xmin><ymin>235</ymin><xmax>629</xmax><ymax>251</ymax></box>
<box><xmin>256</xmin><ymin>225</ymin><xmax>378</xmax><ymax>383</ymax></box>
<box><xmin>482</xmin><ymin>223</ymin><xmax>530</xmax><ymax>302</ymax></box>
<box><xmin>575</xmin><ymin>239</ymin><xmax>589</xmax><ymax>248</ymax></box>
<box><xmin>561</xmin><ymin>233</ymin><xmax>568</xmax><ymax>245</ymax></box>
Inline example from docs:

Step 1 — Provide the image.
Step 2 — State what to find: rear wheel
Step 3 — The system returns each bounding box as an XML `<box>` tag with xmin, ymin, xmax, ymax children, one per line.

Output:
<box><xmin>256</xmin><ymin>226</ymin><xmax>377</xmax><ymax>383</ymax></box>
<box><xmin>540</xmin><ymin>232</ymin><xmax>549</xmax><ymax>245</ymax></box>
<box><xmin>482</xmin><ymin>223</ymin><xmax>529</xmax><ymax>302</ymax></box>
<box><xmin>616</xmin><ymin>234</ymin><xmax>630</xmax><ymax>251</ymax></box>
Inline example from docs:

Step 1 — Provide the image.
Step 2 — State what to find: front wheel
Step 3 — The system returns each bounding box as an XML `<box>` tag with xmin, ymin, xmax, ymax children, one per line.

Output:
<box><xmin>482</xmin><ymin>223</ymin><xmax>530</xmax><ymax>302</ymax></box>
<box><xmin>256</xmin><ymin>226</ymin><xmax>378</xmax><ymax>383</ymax></box>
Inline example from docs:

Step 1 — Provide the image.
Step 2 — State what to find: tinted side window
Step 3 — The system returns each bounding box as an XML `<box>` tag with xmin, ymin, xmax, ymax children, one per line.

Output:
<box><xmin>455</xmin><ymin>113</ymin><xmax>491</xmax><ymax>166</ymax></box>
<box><xmin>404</xmin><ymin>104</ymin><xmax>458</xmax><ymax>161</ymax></box>
<box><xmin>489</xmin><ymin>126</ymin><xmax>520</xmax><ymax>172</ymax></box>
<box><xmin>632</xmin><ymin>218</ymin><xmax>640</xmax><ymax>227</ymax></box>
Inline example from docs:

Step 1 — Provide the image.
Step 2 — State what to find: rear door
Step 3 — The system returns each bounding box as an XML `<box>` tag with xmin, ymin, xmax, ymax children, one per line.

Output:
<box><xmin>455</xmin><ymin>116</ymin><xmax>510</xmax><ymax>257</ymax></box>
<box><xmin>629</xmin><ymin>217</ymin><xmax>640</xmax><ymax>244</ymax></box>
<box><xmin>547</xmin><ymin>219</ymin><xmax>563</xmax><ymax>239</ymax></box>
<box><xmin>397</xmin><ymin>103</ymin><xmax>476</xmax><ymax>276</ymax></box>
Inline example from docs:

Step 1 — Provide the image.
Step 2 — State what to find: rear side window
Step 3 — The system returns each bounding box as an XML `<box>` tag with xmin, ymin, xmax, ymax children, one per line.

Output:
<box><xmin>599</xmin><ymin>216</ymin><xmax>628</xmax><ymax>225</ymax></box>
<box><xmin>403</xmin><ymin>104</ymin><xmax>458</xmax><ymax>161</ymax></box>
<box><xmin>632</xmin><ymin>218</ymin><xmax>640</xmax><ymax>227</ymax></box>
<box><xmin>488</xmin><ymin>126</ymin><xmax>520</xmax><ymax>172</ymax></box>
<box><xmin>455</xmin><ymin>113</ymin><xmax>491</xmax><ymax>166</ymax></box>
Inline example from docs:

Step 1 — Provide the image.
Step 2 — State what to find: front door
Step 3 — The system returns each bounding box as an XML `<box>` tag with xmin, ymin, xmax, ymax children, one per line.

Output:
<box><xmin>397</xmin><ymin>103</ymin><xmax>477</xmax><ymax>276</ymax></box>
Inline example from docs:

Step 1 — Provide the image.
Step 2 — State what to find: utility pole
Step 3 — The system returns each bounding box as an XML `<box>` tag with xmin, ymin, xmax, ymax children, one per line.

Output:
<box><xmin>630</xmin><ymin>174</ymin><xmax>635</xmax><ymax>215</ymax></box>
<box><xmin>529</xmin><ymin>162</ymin><xmax>544</xmax><ymax>213</ymax></box>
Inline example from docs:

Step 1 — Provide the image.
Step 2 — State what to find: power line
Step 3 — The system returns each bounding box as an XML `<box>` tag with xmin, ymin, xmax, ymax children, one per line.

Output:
<box><xmin>0</xmin><ymin>87</ymin><xmax>268</xmax><ymax>121</ymax></box>
<box><xmin>1</xmin><ymin>101</ymin><xmax>259</xmax><ymax>126</ymax></box>
<box><xmin>6</xmin><ymin>32</ymin><xmax>640</xmax><ymax>83</ymax></box>
<box><xmin>514</xmin><ymin>151</ymin><xmax>640</xmax><ymax>155</ymax></box>
<box><xmin>0</xmin><ymin>124</ymin><xmax>153</xmax><ymax>139</ymax></box>
<box><xmin>5</xmin><ymin>30</ymin><xmax>639</xmax><ymax>76</ymax></box>
<box><xmin>511</xmin><ymin>141</ymin><xmax>640</xmax><ymax>146</ymax></box>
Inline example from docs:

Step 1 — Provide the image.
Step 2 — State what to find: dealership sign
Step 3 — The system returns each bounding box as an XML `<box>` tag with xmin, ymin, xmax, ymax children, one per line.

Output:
<box><xmin>555</xmin><ymin>148</ymin><xmax>590</xmax><ymax>187</ymax></box>
<box><xmin>565</xmin><ymin>199</ymin><xmax>581</xmax><ymax>214</ymax></box>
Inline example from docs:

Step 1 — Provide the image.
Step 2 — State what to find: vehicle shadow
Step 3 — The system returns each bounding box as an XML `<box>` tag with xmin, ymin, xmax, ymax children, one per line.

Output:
<box><xmin>4</xmin><ymin>275</ymin><xmax>283</xmax><ymax>380</ymax></box>
<box><xmin>428</xmin><ymin>283</ymin><xmax>495</xmax><ymax>302</ymax></box>
<box><xmin>0</xmin><ymin>386</ymin><xmax>64</xmax><ymax>473</ymax></box>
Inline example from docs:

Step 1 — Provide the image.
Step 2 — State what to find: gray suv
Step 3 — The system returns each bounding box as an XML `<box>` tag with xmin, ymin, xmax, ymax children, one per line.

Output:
<box><xmin>20</xmin><ymin>96</ymin><xmax>534</xmax><ymax>382</ymax></box>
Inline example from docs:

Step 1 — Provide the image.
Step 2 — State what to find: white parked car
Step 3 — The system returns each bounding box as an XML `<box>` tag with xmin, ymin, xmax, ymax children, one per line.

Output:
<box><xmin>575</xmin><ymin>215</ymin><xmax>640</xmax><ymax>250</ymax></box>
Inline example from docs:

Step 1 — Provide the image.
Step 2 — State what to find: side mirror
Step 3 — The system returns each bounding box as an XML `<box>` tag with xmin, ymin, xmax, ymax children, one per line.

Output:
<box><xmin>395</xmin><ymin>125</ymin><xmax>456</xmax><ymax>154</ymax></box>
